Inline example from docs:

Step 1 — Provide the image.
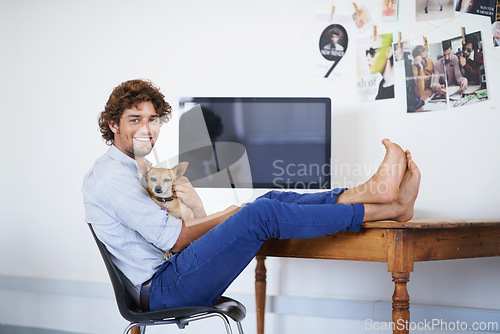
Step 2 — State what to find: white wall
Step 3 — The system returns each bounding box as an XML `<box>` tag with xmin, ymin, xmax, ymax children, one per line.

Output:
<box><xmin>1</xmin><ymin>0</ymin><xmax>500</xmax><ymax>333</ymax></box>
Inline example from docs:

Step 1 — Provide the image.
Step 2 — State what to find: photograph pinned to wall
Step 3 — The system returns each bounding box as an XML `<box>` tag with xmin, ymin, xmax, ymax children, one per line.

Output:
<box><xmin>493</xmin><ymin>0</ymin><xmax>500</xmax><ymax>46</ymax></box>
<box><xmin>416</xmin><ymin>0</ymin><xmax>455</xmax><ymax>21</ymax></box>
<box><xmin>394</xmin><ymin>39</ymin><xmax>409</xmax><ymax>64</ymax></box>
<box><xmin>382</xmin><ymin>0</ymin><xmax>399</xmax><ymax>21</ymax></box>
<box><xmin>455</xmin><ymin>0</ymin><xmax>497</xmax><ymax>21</ymax></box>
<box><xmin>313</xmin><ymin>13</ymin><xmax>350</xmax><ymax>78</ymax></box>
<box><xmin>319</xmin><ymin>24</ymin><xmax>349</xmax><ymax>77</ymax></box>
<box><xmin>352</xmin><ymin>4</ymin><xmax>373</xmax><ymax>33</ymax></box>
<box><xmin>448</xmin><ymin>31</ymin><xmax>488</xmax><ymax>107</ymax></box>
<box><xmin>356</xmin><ymin>33</ymin><xmax>394</xmax><ymax>101</ymax></box>
<box><xmin>494</xmin><ymin>21</ymin><xmax>500</xmax><ymax>46</ymax></box>
<box><xmin>403</xmin><ymin>41</ymin><xmax>448</xmax><ymax>112</ymax></box>
<box><xmin>419</xmin><ymin>32</ymin><xmax>489</xmax><ymax>111</ymax></box>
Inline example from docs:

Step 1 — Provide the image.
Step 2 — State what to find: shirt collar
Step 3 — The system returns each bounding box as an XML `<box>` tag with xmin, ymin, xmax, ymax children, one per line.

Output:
<box><xmin>107</xmin><ymin>145</ymin><xmax>139</xmax><ymax>173</ymax></box>
<box><xmin>469</xmin><ymin>50</ymin><xmax>475</xmax><ymax>61</ymax></box>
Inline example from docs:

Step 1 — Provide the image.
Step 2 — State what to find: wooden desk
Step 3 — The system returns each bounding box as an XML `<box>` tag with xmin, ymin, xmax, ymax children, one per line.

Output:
<box><xmin>255</xmin><ymin>219</ymin><xmax>500</xmax><ymax>334</ymax></box>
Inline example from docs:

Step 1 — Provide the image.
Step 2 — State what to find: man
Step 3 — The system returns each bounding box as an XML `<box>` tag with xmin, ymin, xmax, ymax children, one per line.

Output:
<box><xmin>322</xmin><ymin>27</ymin><xmax>344</xmax><ymax>53</ymax></box>
<box><xmin>366</xmin><ymin>33</ymin><xmax>395</xmax><ymax>100</ymax></box>
<box><xmin>432</xmin><ymin>40</ymin><xmax>468</xmax><ymax>94</ymax></box>
<box><xmin>82</xmin><ymin>79</ymin><xmax>420</xmax><ymax>311</ymax></box>
<box><xmin>412</xmin><ymin>45</ymin><xmax>435</xmax><ymax>102</ymax></box>
<box><xmin>459</xmin><ymin>36</ymin><xmax>484</xmax><ymax>85</ymax></box>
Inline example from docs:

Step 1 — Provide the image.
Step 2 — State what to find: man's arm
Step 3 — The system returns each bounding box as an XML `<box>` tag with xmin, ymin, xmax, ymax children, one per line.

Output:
<box><xmin>170</xmin><ymin>205</ymin><xmax>241</xmax><ymax>253</ymax></box>
<box><xmin>452</xmin><ymin>55</ymin><xmax>468</xmax><ymax>91</ymax></box>
<box><xmin>413</xmin><ymin>60</ymin><xmax>425</xmax><ymax>99</ymax></box>
<box><xmin>431</xmin><ymin>61</ymin><xmax>445</xmax><ymax>92</ymax></box>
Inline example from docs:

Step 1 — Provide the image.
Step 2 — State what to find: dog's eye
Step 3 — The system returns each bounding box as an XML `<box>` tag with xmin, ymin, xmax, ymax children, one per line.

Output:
<box><xmin>164</xmin><ymin>178</ymin><xmax>171</xmax><ymax>182</ymax></box>
<box><xmin>150</xmin><ymin>177</ymin><xmax>157</xmax><ymax>182</ymax></box>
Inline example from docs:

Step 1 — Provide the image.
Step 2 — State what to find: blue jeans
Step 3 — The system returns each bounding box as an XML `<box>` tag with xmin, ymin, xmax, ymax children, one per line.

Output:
<box><xmin>148</xmin><ymin>189</ymin><xmax>364</xmax><ymax>310</ymax></box>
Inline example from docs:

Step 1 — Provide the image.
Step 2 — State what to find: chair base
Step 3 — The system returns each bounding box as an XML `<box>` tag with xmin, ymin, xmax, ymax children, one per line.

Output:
<box><xmin>123</xmin><ymin>312</ymin><xmax>244</xmax><ymax>334</ymax></box>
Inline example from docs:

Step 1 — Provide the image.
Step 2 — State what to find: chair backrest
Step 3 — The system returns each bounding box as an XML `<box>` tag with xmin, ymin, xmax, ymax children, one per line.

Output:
<box><xmin>88</xmin><ymin>224</ymin><xmax>144</xmax><ymax>321</ymax></box>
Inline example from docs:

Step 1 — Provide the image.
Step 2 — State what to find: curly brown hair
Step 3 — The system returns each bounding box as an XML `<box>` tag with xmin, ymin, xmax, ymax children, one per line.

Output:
<box><xmin>98</xmin><ymin>79</ymin><xmax>172</xmax><ymax>145</ymax></box>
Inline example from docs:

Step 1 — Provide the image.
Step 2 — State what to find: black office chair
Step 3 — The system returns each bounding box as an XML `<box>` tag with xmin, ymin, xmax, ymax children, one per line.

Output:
<box><xmin>88</xmin><ymin>224</ymin><xmax>245</xmax><ymax>334</ymax></box>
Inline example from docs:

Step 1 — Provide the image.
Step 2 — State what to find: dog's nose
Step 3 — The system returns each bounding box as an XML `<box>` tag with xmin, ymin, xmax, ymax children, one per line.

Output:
<box><xmin>154</xmin><ymin>186</ymin><xmax>163</xmax><ymax>194</ymax></box>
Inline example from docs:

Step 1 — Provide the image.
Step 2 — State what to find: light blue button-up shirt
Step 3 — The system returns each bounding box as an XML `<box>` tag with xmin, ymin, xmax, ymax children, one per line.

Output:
<box><xmin>82</xmin><ymin>145</ymin><xmax>182</xmax><ymax>288</ymax></box>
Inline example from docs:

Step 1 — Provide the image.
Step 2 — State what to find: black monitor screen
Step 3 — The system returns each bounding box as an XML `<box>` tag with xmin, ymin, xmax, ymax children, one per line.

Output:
<box><xmin>179</xmin><ymin>97</ymin><xmax>331</xmax><ymax>189</ymax></box>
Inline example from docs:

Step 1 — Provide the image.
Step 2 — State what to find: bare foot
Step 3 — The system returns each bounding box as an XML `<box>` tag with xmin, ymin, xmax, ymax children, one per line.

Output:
<box><xmin>392</xmin><ymin>155</ymin><xmax>421</xmax><ymax>222</ymax></box>
<box><xmin>348</xmin><ymin>139</ymin><xmax>407</xmax><ymax>204</ymax></box>
<box><xmin>405</xmin><ymin>149</ymin><xmax>412</xmax><ymax>163</ymax></box>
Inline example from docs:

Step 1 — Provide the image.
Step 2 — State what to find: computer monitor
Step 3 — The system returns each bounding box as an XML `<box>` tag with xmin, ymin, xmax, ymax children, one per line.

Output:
<box><xmin>178</xmin><ymin>97</ymin><xmax>331</xmax><ymax>189</ymax></box>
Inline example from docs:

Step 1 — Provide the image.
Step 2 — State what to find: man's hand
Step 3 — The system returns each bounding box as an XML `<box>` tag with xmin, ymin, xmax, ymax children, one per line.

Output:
<box><xmin>434</xmin><ymin>84</ymin><xmax>446</xmax><ymax>94</ymax></box>
<box><xmin>173</xmin><ymin>176</ymin><xmax>207</xmax><ymax>218</ymax></box>
<box><xmin>459</xmin><ymin>77</ymin><xmax>468</xmax><ymax>93</ymax></box>
<box><xmin>459</xmin><ymin>55</ymin><xmax>466</xmax><ymax>67</ymax></box>
<box><xmin>413</xmin><ymin>55</ymin><xmax>423</xmax><ymax>70</ymax></box>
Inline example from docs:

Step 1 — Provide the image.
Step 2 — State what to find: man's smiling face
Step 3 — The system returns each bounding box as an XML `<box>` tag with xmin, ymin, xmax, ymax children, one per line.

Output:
<box><xmin>108</xmin><ymin>101</ymin><xmax>160</xmax><ymax>159</ymax></box>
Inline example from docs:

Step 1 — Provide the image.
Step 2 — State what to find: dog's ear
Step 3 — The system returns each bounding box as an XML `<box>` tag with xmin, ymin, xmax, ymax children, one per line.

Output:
<box><xmin>172</xmin><ymin>162</ymin><xmax>189</xmax><ymax>179</ymax></box>
<box><xmin>136</xmin><ymin>160</ymin><xmax>152</xmax><ymax>178</ymax></box>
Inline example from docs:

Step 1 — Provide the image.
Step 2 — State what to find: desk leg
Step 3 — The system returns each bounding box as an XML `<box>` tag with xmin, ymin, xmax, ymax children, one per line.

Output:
<box><xmin>255</xmin><ymin>256</ymin><xmax>267</xmax><ymax>334</ymax></box>
<box><xmin>391</xmin><ymin>272</ymin><xmax>410</xmax><ymax>334</ymax></box>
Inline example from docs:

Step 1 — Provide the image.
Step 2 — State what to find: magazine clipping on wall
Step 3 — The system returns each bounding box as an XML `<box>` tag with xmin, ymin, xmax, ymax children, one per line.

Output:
<box><xmin>352</xmin><ymin>4</ymin><xmax>373</xmax><ymax>33</ymax></box>
<box><xmin>314</xmin><ymin>13</ymin><xmax>350</xmax><ymax>78</ymax></box>
<box><xmin>455</xmin><ymin>0</ymin><xmax>496</xmax><ymax>20</ymax></box>
<box><xmin>404</xmin><ymin>41</ymin><xmax>448</xmax><ymax>112</ymax></box>
<box><xmin>416</xmin><ymin>0</ymin><xmax>455</xmax><ymax>21</ymax></box>
<box><xmin>382</xmin><ymin>0</ymin><xmax>399</xmax><ymax>21</ymax></box>
<box><xmin>394</xmin><ymin>39</ymin><xmax>409</xmax><ymax>65</ymax></box>
<box><xmin>493</xmin><ymin>0</ymin><xmax>500</xmax><ymax>46</ymax></box>
<box><xmin>356</xmin><ymin>33</ymin><xmax>395</xmax><ymax>102</ymax></box>
<box><xmin>446</xmin><ymin>31</ymin><xmax>488</xmax><ymax>107</ymax></box>
<box><xmin>404</xmin><ymin>31</ymin><xmax>488</xmax><ymax>112</ymax></box>
<box><xmin>494</xmin><ymin>20</ymin><xmax>500</xmax><ymax>46</ymax></box>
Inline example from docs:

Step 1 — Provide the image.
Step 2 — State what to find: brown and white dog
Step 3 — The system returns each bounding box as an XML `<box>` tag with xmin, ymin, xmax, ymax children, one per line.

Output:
<box><xmin>137</xmin><ymin>160</ymin><xmax>195</xmax><ymax>221</ymax></box>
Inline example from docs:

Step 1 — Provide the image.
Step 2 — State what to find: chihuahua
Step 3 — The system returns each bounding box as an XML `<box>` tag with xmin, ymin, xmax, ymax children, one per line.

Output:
<box><xmin>137</xmin><ymin>160</ymin><xmax>195</xmax><ymax>221</ymax></box>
